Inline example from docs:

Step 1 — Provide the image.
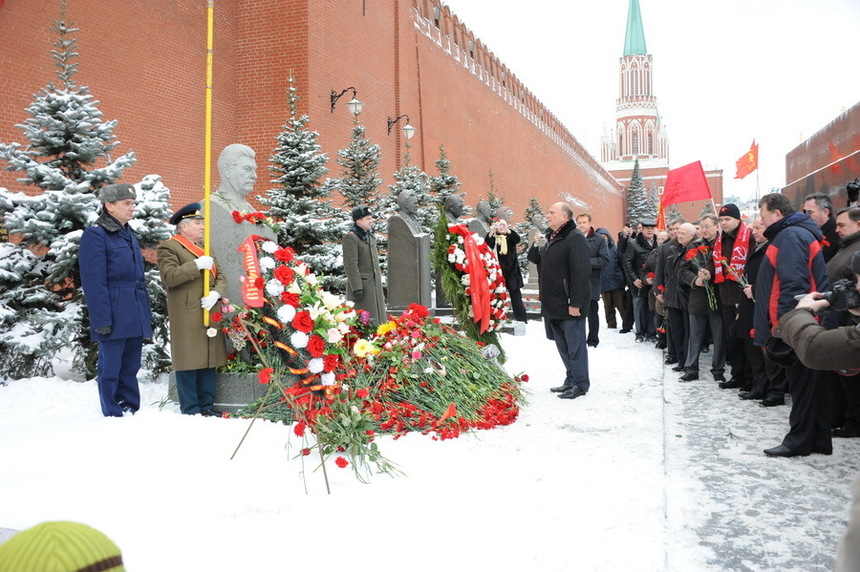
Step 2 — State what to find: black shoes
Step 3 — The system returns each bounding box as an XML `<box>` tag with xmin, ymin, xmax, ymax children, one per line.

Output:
<box><xmin>713</xmin><ymin>373</ymin><xmax>726</xmax><ymax>382</ymax></box>
<box><xmin>200</xmin><ymin>409</ymin><xmax>222</xmax><ymax>417</ymax></box>
<box><xmin>550</xmin><ymin>385</ymin><xmax>572</xmax><ymax>393</ymax></box>
<box><xmin>620</xmin><ymin>329</ymin><xmax>632</xmax><ymax>334</ymax></box>
<box><xmin>635</xmin><ymin>334</ymin><xmax>645</xmax><ymax>343</ymax></box>
<box><xmin>832</xmin><ymin>427</ymin><xmax>860</xmax><ymax>438</ymax></box>
<box><xmin>664</xmin><ymin>357</ymin><xmax>679</xmax><ymax>365</ymax></box>
<box><xmin>764</xmin><ymin>444</ymin><xmax>805</xmax><ymax>457</ymax></box>
<box><xmin>587</xmin><ymin>341</ymin><xmax>599</xmax><ymax>348</ymax></box>
<box><xmin>671</xmin><ymin>364</ymin><xmax>686</xmax><ymax>372</ymax></box>
<box><xmin>718</xmin><ymin>378</ymin><xmax>744</xmax><ymax>389</ymax></box>
<box><xmin>739</xmin><ymin>391</ymin><xmax>765</xmax><ymax>400</ymax></box>
<box><xmin>760</xmin><ymin>396</ymin><xmax>785</xmax><ymax>407</ymax></box>
<box><xmin>764</xmin><ymin>444</ymin><xmax>832</xmax><ymax>457</ymax></box>
<box><xmin>678</xmin><ymin>372</ymin><xmax>698</xmax><ymax>382</ymax></box>
<box><xmin>558</xmin><ymin>387</ymin><xmax>586</xmax><ymax>399</ymax></box>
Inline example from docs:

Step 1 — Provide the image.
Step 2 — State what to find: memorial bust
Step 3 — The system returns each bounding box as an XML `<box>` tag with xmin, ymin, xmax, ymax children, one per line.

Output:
<box><xmin>468</xmin><ymin>200</ymin><xmax>492</xmax><ymax>236</ymax></box>
<box><xmin>444</xmin><ymin>194</ymin><xmax>464</xmax><ymax>224</ymax></box>
<box><xmin>392</xmin><ymin>190</ymin><xmax>423</xmax><ymax>235</ymax></box>
<box><xmin>211</xmin><ymin>144</ymin><xmax>258</xmax><ymax>214</ymax></box>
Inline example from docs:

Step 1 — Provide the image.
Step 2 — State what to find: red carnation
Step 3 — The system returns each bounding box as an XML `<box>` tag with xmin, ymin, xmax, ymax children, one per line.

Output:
<box><xmin>292</xmin><ymin>311</ymin><xmax>314</xmax><ymax>333</ymax></box>
<box><xmin>258</xmin><ymin>367</ymin><xmax>274</xmax><ymax>385</ymax></box>
<box><xmin>521</xmin><ymin>374</ymin><xmax>530</xmax><ymax>382</ymax></box>
<box><xmin>274</xmin><ymin>265</ymin><xmax>295</xmax><ymax>286</ymax></box>
<box><xmin>231</xmin><ymin>210</ymin><xmax>243</xmax><ymax>223</ymax></box>
<box><xmin>301</xmin><ymin>447</ymin><xmax>312</xmax><ymax>456</ymax></box>
<box><xmin>307</xmin><ymin>334</ymin><xmax>326</xmax><ymax>358</ymax></box>
<box><xmin>356</xmin><ymin>388</ymin><xmax>369</xmax><ymax>399</ymax></box>
<box><xmin>275</xmin><ymin>246</ymin><xmax>295</xmax><ymax>262</ymax></box>
<box><xmin>323</xmin><ymin>353</ymin><xmax>340</xmax><ymax>372</ymax></box>
<box><xmin>210</xmin><ymin>312</ymin><xmax>223</xmax><ymax>323</ymax></box>
<box><xmin>294</xmin><ymin>421</ymin><xmax>306</xmax><ymax>437</ymax></box>
<box><xmin>280</xmin><ymin>291</ymin><xmax>300</xmax><ymax>307</ymax></box>
<box><xmin>335</xmin><ymin>456</ymin><xmax>349</xmax><ymax>468</ymax></box>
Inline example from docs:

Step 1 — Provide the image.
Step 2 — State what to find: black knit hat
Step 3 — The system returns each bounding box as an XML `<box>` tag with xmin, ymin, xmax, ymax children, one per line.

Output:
<box><xmin>351</xmin><ymin>206</ymin><xmax>372</xmax><ymax>222</ymax></box>
<box><xmin>719</xmin><ymin>203</ymin><xmax>741</xmax><ymax>220</ymax></box>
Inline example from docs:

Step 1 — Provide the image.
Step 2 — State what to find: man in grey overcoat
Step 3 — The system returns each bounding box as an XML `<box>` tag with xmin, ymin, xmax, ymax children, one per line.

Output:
<box><xmin>343</xmin><ymin>206</ymin><xmax>386</xmax><ymax>324</ymax></box>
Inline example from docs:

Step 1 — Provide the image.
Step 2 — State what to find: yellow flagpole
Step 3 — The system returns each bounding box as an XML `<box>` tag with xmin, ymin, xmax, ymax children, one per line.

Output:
<box><xmin>203</xmin><ymin>0</ymin><xmax>214</xmax><ymax>326</ymax></box>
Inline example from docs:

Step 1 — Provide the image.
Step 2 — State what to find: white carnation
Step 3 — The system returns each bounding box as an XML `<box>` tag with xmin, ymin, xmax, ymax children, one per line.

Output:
<box><xmin>265</xmin><ymin>279</ymin><xmax>284</xmax><ymax>297</ymax></box>
<box><xmin>261</xmin><ymin>241</ymin><xmax>278</xmax><ymax>254</ymax></box>
<box><xmin>321</xmin><ymin>372</ymin><xmax>336</xmax><ymax>386</ymax></box>
<box><xmin>290</xmin><ymin>331</ymin><xmax>309</xmax><ymax>348</ymax></box>
<box><xmin>308</xmin><ymin>358</ymin><xmax>324</xmax><ymax>373</ymax></box>
<box><xmin>277</xmin><ymin>304</ymin><xmax>297</xmax><ymax>324</ymax></box>
<box><xmin>258</xmin><ymin>256</ymin><xmax>276</xmax><ymax>272</ymax></box>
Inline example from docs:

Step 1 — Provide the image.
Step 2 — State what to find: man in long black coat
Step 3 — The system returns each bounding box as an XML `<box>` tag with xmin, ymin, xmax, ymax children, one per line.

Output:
<box><xmin>528</xmin><ymin>202</ymin><xmax>592</xmax><ymax>400</ymax></box>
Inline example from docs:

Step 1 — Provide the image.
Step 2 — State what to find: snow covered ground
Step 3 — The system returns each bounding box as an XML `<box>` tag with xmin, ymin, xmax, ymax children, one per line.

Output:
<box><xmin>1</xmin><ymin>314</ymin><xmax>858</xmax><ymax>571</ymax></box>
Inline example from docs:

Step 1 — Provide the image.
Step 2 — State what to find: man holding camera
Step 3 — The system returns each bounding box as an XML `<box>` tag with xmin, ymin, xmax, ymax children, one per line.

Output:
<box><xmin>773</xmin><ymin>250</ymin><xmax>860</xmax><ymax>572</ymax></box>
<box><xmin>823</xmin><ymin>206</ymin><xmax>860</xmax><ymax>437</ymax></box>
<box><xmin>754</xmin><ymin>193</ymin><xmax>832</xmax><ymax>457</ymax></box>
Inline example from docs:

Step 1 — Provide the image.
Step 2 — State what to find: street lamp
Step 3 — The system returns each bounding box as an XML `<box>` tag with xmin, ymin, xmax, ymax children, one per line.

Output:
<box><xmin>330</xmin><ymin>87</ymin><xmax>363</xmax><ymax>116</ymax></box>
<box><xmin>387</xmin><ymin>114</ymin><xmax>416</xmax><ymax>139</ymax></box>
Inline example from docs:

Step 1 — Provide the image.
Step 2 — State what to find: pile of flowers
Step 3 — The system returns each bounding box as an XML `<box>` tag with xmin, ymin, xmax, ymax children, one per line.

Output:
<box><xmin>431</xmin><ymin>208</ymin><xmax>510</xmax><ymax>360</ymax></box>
<box><xmin>224</xmin><ymin>236</ymin><xmax>526</xmax><ymax>482</ymax></box>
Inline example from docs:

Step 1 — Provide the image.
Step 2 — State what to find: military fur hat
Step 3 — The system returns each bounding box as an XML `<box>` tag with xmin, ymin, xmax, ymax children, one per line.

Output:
<box><xmin>98</xmin><ymin>183</ymin><xmax>136</xmax><ymax>204</ymax></box>
<box><xmin>351</xmin><ymin>205</ymin><xmax>372</xmax><ymax>222</ymax></box>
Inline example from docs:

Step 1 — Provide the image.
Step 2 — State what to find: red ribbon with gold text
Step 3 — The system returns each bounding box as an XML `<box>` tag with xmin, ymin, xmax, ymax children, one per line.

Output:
<box><xmin>237</xmin><ymin>235</ymin><xmax>264</xmax><ymax>308</ymax></box>
<box><xmin>450</xmin><ymin>224</ymin><xmax>491</xmax><ymax>333</ymax></box>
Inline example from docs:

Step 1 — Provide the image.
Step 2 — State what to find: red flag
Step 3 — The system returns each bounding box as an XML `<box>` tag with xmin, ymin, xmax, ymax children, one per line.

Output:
<box><xmin>656</xmin><ymin>193</ymin><xmax>666</xmax><ymax>230</ymax></box>
<box><xmin>734</xmin><ymin>140</ymin><xmax>758</xmax><ymax>179</ymax></box>
<box><xmin>662</xmin><ymin>161</ymin><xmax>712</xmax><ymax>207</ymax></box>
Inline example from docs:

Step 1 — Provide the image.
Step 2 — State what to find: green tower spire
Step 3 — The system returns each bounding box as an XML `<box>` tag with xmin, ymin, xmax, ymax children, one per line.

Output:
<box><xmin>623</xmin><ymin>0</ymin><xmax>647</xmax><ymax>56</ymax></box>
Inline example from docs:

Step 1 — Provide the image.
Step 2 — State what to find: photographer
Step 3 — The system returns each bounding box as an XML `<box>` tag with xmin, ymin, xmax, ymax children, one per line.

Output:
<box><xmin>773</xmin><ymin>250</ymin><xmax>860</xmax><ymax>572</ymax></box>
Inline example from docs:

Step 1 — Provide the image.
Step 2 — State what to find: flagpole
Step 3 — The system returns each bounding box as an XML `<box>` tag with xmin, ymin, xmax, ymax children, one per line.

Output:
<box><xmin>202</xmin><ymin>0</ymin><xmax>214</xmax><ymax>326</ymax></box>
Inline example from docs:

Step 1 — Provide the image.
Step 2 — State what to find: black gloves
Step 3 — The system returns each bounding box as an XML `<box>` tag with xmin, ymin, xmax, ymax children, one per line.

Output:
<box><xmin>353</xmin><ymin>289</ymin><xmax>364</xmax><ymax>301</ymax></box>
<box><xmin>95</xmin><ymin>326</ymin><xmax>112</xmax><ymax>336</ymax></box>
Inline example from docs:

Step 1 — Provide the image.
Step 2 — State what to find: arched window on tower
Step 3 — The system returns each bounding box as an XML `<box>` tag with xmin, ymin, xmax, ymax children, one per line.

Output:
<box><xmin>647</xmin><ymin>129</ymin><xmax>654</xmax><ymax>155</ymax></box>
<box><xmin>632</xmin><ymin>131</ymin><xmax>639</xmax><ymax>156</ymax></box>
<box><xmin>631</xmin><ymin>68</ymin><xmax>638</xmax><ymax>96</ymax></box>
<box><xmin>619</xmin><ymin>133</ymin><xmax>624</xmax><ymax>156</ymax></box>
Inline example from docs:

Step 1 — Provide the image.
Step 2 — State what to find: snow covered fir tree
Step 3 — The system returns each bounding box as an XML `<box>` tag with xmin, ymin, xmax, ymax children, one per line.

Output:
<box><xmin>259</xmin><ymin>77</ymin><xmax>345</xmax><ymax>292</ymax></box>
<box><xmin>428</xmin><ymin>145</ymin><xmax>463</xmax><ymax>203</ymax></box>
<box><xmin>625</xmin><ymin>159</ymin><xmax>656</xmax><ymax>224</ymax></box>
<box><xmin>323</xmin><ymin>121</ymin><xmax>384</xmax><ymax>228</ymax></box>
<box><xmin>0</xmin><ymin>6</ymin><xmax>171</xmax><ymax>379</ymax></box>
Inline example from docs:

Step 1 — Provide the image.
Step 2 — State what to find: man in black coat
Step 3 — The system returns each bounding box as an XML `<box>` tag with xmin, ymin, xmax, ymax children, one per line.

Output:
<box><xmin>804</xmin><ymin>192</ymin><xmax>840</xmax><ymax>262</ymax></box>
<box><xmin>623</xmin><ymin>219</ymin><xmax>658</xmax><ymax>342</ymax></box>
<box><xmin>576</xmin><ymin>213</ymin><xmax>609</xmax><ymax>347</ymax></box>
<box><xmin>528</xmin><ymin>202</ymin><xmax>592</xmax><ymax>400</ymax></box>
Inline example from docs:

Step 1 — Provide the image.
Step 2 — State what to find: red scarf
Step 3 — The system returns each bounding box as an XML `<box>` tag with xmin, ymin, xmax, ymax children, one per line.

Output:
<box><xmin>712</xmin><ymin>222</ymin><xmax>750</xmax><ymax>284</ymax></box>
<box><xmin>172</xmin><ymin>235</ymin><xmax>217</xmax><ymax>278</ymax></box>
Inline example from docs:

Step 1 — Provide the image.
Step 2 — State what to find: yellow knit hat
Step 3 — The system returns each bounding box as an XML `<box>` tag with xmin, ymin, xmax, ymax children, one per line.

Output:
<box><xmin>0</xmin><ymin>521</ymin><xmax>124</xmax><ymax>571</ymax></box>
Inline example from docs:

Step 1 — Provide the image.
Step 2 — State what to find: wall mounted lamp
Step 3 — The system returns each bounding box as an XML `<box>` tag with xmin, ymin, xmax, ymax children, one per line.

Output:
<box><xmin>387</xmin><ymin>114</ymin><xmax>416</xmax><ymax>139</ymax></box>
<box><xmin>330</xmin><ymin>87</ymin><xmax>363</xmax><ymax>115</ymax></box>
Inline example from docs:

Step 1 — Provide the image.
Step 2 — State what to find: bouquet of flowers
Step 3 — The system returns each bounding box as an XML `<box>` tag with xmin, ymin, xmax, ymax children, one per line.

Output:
<box><xmin>685</xmin><ymin>245</ymin><xmax>719</xmax><ymax>310</ymax></box>
<box><xmin>432</xmin><ymin>207</ymin><xmax>510</xmax><ymax>361</ymax></box>
<box><xmin>225</xmin><ymin>237</ymin><xmax>527</xmax><ymax>483</ymax></box>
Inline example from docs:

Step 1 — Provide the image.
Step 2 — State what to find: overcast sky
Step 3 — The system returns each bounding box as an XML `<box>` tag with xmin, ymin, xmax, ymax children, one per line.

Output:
<box><xmin>442</xmin><ymin>0</ymin><xmax>860</xmax><ymax>202</ymax></box>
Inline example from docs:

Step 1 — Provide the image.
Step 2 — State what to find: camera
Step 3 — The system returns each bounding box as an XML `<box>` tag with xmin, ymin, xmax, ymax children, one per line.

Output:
<box><xmin>820</xmin><ymin>279</ymin><xmax>860</xmax><ymax>312</ymax></box>
<box><xmin>847</xmin><ymin>178</ymin><xmax>860</xmax><ymax>204</ymax></box>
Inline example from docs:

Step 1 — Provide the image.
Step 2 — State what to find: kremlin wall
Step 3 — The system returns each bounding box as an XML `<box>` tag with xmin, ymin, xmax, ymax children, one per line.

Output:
<box><xmin>0</xmin><ymin>0</ymin><xmax>624</xmax><ymax>229</ymax></box>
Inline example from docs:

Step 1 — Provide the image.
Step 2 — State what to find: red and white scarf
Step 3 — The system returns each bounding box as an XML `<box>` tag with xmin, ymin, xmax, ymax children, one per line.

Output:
<box><xmin>712</xmin><ymin>222</ymin><xmax>750</xmax><ymax>284</ymax></box>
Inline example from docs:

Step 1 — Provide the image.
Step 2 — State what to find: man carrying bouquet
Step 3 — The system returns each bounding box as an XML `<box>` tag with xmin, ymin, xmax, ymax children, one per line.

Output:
<box><xmin>714</xmin><ymin>203</ymin><xmax>755</xmax><ymax>391</ymax></box>
<box><xmin>677</xmin><ymin>214</ymin><xmax>725</xmax><ymax>382</ymax></box>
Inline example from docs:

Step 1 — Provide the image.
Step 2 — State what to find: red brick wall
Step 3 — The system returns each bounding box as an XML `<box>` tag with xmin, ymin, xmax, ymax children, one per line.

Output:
<box><xmin>0</xmin><ymin>0</ymin><xmax>623</xmax><ymax>228</ymax></box>
<box><xmin>783</xmin><ymin>100</ymin><xmax>860</xmax><ymax>208</ymax></box>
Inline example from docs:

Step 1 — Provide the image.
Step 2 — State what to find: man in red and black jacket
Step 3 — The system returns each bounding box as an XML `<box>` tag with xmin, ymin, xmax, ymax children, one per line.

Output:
<box><xmin>754</xmin><ymin>193</ymin><xmax>832</xmax><ymax>457</ymax></box>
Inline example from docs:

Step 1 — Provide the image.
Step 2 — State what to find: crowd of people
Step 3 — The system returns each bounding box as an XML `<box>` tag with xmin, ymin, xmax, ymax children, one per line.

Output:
<box><xmin>588</xmin><ymin>193</ymin><xmax>860</xmax><ymax>459</ymax></box>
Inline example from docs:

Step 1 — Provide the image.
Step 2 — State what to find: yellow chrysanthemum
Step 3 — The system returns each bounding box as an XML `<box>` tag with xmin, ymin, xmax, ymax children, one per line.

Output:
<box><xmin>376</xmin><ymin>321</ymin><xmax>397</xmax><ymax>336</ymax></box>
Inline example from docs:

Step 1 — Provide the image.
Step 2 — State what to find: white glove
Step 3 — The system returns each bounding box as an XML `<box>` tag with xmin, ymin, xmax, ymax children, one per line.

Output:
<box><xmin>195</xmin><ymin>256</ymin><xmax>214</xmax><ymax>271</ymax></box>
<box><xmin>201</xmin><ymin>290</ymin><xmax>220</xmax><ymax>310</ymax></box>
